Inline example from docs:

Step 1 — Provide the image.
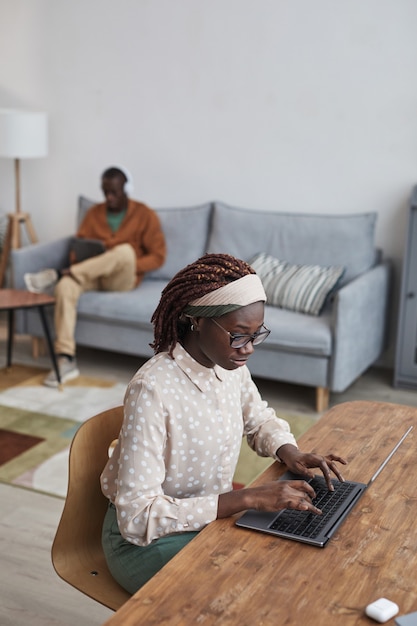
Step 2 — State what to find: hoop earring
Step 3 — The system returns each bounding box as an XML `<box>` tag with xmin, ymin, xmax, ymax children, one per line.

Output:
<box><xmin>190</xmin><ymin>324</ymin><xmax>194</xmax><ymax>331</ymax></box>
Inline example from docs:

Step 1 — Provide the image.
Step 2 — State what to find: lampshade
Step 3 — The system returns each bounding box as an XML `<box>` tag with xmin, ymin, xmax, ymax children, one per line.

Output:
<box><xmin>0</xmin><ymin>108</ymin><xmax>48</xmax><ymax>158</ymax></box>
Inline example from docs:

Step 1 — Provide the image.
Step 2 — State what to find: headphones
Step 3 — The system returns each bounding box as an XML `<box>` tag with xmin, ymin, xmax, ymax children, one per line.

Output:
<box><xmin>101</xmin><ymin>165</ymin><xmax>134</xmax><ymax>195</ymax></box>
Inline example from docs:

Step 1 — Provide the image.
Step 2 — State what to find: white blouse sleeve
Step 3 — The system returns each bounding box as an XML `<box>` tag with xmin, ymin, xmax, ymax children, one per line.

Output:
<box><xmin>240</xmin><ymin>366</ymin><xmax>298</xmax><ymax>459</ymax></box>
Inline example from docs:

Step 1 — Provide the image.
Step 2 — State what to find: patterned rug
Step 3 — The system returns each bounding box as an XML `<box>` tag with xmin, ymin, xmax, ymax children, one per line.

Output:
<box><xmin>0</xmin><ymin>365</ymin><xmax>316</xmax><ymax>497</ymax></box>
<box><xmin>0</xmin><ymin>364</ymin><xmax>126</xmax><ymax>498</ymax></box>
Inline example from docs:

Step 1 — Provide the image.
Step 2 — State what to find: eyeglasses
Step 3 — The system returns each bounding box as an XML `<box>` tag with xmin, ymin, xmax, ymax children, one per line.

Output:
<box><xmin>210</xmin><ymin>317</ymin><xmax>271</xmax><ymax>349</ymax></box>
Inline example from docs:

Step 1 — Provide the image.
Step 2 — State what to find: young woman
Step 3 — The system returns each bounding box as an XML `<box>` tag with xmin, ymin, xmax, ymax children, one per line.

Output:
<box><xmin>101</xmin><ymin>253</ymin><xmax>346</xmax><ymax>593</ymax></box>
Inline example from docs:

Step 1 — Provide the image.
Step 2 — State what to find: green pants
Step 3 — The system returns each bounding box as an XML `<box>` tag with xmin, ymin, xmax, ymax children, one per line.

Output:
<box><xmin>102</xmin><ymin>503</ymin><xmax>199</xmax><ymax>594</ymax></box>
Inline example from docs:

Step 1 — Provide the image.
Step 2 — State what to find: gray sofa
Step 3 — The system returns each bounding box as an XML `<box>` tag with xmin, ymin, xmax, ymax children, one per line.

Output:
<box><xmin>11</xmin><ymin>199</ymin><xmax>391</xmax><ymax>412</ymax></box>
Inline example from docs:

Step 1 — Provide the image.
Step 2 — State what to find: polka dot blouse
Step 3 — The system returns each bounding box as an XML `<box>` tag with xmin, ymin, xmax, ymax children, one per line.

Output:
<box><xmin>100</xmin><ymin>343</ymin><xmax>297</xmax><ymax>546</ymax></box>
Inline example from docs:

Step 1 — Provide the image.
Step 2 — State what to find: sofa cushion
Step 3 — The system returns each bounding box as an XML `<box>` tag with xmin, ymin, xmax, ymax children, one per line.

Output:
<box><xmin>77</xmin><ymin>280</ymin><xmax>166</xmax><ymax>326</ymax></box>
<box><xmin>207</xmin><ymin>201</ymin><xmax>377</xmax><ymax>283</ymax></box>
<box><xmin>78</xmin><ymin>196</ymin><xmax>212</xmax><ymax>281</ymax></box>
<box><xmin>250</xmin><ymin>252</ymin><xmax>345</xmax><ymax>316</ymax></box>
<box><xmin>75</xmin><ymin>282</ymin><xmax>332</xmax><ymax>357</ymax></box>
<box><xmin>264</xmin><ymin>305</ymin><xmax>333</xmax><ymax>357</ymax></box>
<box><xmin>147</xmin><ymin>203</ymin><xmax>212</xmax><ymax>280</ymax></box>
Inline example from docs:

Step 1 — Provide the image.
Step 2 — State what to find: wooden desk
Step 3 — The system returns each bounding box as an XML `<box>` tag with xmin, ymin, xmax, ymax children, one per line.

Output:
<box><xmin>103</xmin><ymin>401</ymin><xmax>417</xmax><ymax>625</ymax></box>
<box><xmin>0</xmin><ymin>289</ymin><xmax>61</xmax><ymax>385</ymax></box>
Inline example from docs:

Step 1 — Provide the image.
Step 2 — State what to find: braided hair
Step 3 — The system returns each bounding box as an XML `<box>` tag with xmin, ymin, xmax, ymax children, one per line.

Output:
<box><xmin>151</xmin><ymin>253</ymin><xmax>255</xmax><ymax>355</ymax></box>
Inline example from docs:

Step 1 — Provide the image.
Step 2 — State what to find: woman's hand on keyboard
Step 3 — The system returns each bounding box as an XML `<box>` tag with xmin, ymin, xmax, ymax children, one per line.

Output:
<box><xmin>251</xmin><ymin>479</ymin><xmax>323</xmax><ymax>514</ymax></box>
<box><xmin>276</xmin><ymin>444</ymin><xmax>347</xmax><ymax>491</ymax></box>
<box><xmin>217</xmin><ymin>479</ymin><xmax>323</xmax><ymax>518</ymax></box>
<box><xmin>217</xmin><ymin>446</ymin><xmax>347</xmax><ymax>519</ymax></box>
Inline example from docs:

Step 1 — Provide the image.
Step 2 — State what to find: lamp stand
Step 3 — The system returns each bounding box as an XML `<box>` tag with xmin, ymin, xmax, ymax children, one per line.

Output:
<box><xmin>0</xmin><ymin>158</ymin><xmax>38</xmax><ymax>287</ymax></box>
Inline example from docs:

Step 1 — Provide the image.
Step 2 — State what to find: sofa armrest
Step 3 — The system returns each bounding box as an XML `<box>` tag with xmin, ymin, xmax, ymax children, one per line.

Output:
<box><xmin>11</xmin><ymin>237</ymin><xmax>72</xmax><ymax>289</ymax></box>
<box><xmin>330</xmin><ymin>260</ymin><xmax>392</xmax><ymax>392</ymax></box>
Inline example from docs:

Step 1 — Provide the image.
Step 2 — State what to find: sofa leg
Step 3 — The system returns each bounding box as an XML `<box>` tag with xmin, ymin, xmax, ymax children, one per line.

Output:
<box><xmin>32</xmin><ymin>337</ymin><xmax>39</xmax><ymax>359</ymax></box>
<box><xmin>316</xmin><ymin>387</ymin><xmax>329</xmax><ymax>413</ymax></box>
<box><xmin>32</xmin><ymin>336</ymin><xmax>45</xmax><ymax>359</ymax></box>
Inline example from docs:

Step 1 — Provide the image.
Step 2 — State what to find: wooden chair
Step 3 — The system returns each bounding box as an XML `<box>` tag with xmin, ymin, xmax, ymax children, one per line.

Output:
<box><xmin>51</xmin><ymin>406</ymin><xmax>131</xmax><ymax>611</ymax></box>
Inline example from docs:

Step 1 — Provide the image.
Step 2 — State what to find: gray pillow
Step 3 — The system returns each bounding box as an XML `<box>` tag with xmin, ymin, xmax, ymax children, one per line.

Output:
<box><xmin>250</xmin><ymin>252</ymin><xmax>345</xmax><ymax>316</ymax></box>
<box><xmin>207</xmin><ymin>201</ymin><xmax>377</xmax><ymax>283</ymax></box>
<box><xmin>77</xmin><ymin>196</ymin><xmax>213</xmax><ymax>280</ymax></box>
<box><xmin>77</xmin><ymin>195</ymin><xmax>95</xmax><ymax>226</ymax></box>
<box><xmin>147</xmin><ymin>203</ymin><xmax>213</xmax><ymax>280</ymax></box>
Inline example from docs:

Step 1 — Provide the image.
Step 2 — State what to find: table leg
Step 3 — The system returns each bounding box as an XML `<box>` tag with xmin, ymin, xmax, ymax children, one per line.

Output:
<box><xmin>6</xmin><ymin>308</ymin><xmax>14</xmax><ymax>368</ymax></box>
<box><xmin>0</xmin><ymin>218</ymin><xmax>13</xmax><ymax>288</ymax></box>
<box><xmin>37</xmin><ymin>305</ymin><xmax>62</xmax><ymax>388</ymax></box>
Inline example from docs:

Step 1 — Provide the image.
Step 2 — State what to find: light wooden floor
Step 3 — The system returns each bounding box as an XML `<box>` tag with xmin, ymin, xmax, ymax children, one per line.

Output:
<box><xmin>1</xmin><ymin>326</ymin><xmax>417</xmax><ymax>626</ymax></box>
<box><xmin>0</xmin><ymin>483</ymin><xmax>112</xmax><ymax>626</ymax></box>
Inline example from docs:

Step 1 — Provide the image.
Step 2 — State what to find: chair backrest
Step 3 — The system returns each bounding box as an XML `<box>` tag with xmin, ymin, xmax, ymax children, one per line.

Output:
<box><xmin>51</xmin><ymin>406</ymin><xmax>131</xmax><ymax>611</ymax></box>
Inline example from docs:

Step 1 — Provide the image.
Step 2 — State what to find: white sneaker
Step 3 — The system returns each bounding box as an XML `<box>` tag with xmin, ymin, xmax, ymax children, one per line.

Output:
<box><xmin>24</xmin><ymin>268</ymin><xmax>58</xmax><ymax>295</ymax></box>
<box><xmin>43</xmin><ymin>357</ymin><xmax>80</xmax><ymax>387</ymax></box>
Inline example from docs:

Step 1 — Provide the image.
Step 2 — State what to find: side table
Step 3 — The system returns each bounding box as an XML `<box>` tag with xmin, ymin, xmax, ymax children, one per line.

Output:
<box><xmin>0</xmin><ymin>289</ymin><xmax>61</xmax><ymax>388</ymax></box>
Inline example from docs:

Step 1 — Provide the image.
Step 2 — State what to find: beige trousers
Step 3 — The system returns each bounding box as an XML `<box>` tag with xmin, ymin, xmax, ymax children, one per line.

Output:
<box><xmin>54</xmin><ymin>243</ymin><xmax>136</xmax><ymax>356</ymax></box>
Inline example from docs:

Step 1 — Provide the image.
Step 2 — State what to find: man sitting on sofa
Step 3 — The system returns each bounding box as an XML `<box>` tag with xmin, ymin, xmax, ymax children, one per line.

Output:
<box><xmin>24</xmin><ymin>166</ymin><xmax>166</xmax><ymax>387</ymax></box>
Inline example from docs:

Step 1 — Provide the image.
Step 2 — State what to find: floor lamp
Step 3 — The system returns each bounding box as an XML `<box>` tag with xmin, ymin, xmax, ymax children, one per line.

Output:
<box><xmin>0</xmin><ymin>109</ymin><xmax>48</xmax><ymax>287</ymax></box>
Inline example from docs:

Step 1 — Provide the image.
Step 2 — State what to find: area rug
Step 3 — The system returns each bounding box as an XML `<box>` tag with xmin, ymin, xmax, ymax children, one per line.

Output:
<box><xmin>0</xmin><ymin>364</ymin><xmax>126</xmax><ymax>497</ymax></box>
<box><xmin>0</xmin><ymin>365</ymin><xmax>316</xmax><ymax>497</ymax></box>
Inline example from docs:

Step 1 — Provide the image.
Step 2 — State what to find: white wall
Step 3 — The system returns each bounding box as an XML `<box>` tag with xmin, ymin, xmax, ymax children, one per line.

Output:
<box><xmin>1</xmin><ymin>0</ymin><xmax>417</xmax><ymax>362</ymax></box>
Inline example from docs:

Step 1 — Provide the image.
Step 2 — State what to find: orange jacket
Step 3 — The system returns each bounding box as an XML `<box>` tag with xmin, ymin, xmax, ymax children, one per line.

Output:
<box><xmin>76</xmin><ymin>200</ymin><xmax>166</xmax><ymax>284</ymax></box>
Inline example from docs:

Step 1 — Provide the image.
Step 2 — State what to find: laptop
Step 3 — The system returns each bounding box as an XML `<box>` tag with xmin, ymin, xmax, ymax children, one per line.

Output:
<box><xmin>236</xmin><ymin>426</ymin><xmax>412</xmax><ymax>547</ymax></box>
<box><xmin>70</xmin><ymin>237</ymin><xmax>105</xmax><ymax>262</ymax></box>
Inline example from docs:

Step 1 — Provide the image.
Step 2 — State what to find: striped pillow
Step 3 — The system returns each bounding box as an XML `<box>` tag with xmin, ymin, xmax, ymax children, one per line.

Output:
<box><xmin>250</xmin><ymin>253</ymin><xmax>345</xmax><ymax>316</ymax></box>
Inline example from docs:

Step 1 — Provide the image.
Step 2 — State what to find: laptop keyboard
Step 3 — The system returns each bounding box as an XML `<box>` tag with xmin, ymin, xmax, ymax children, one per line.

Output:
<box><xmin>269</xmin><ymin>476</ymin><xmax>357</xmax><ymax>539</ymax></box>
